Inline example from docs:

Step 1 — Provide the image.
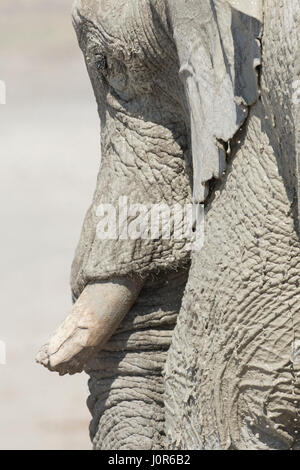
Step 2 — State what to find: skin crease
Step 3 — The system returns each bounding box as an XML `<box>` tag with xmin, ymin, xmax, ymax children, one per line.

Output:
<box><xmin>38</xmin><ymin>0</ymin><xmax>300</xmax><ymax>450</ymax></box>
<box><xmin>165</xmin><ymin>0</ymin><xmax>300</xmax><ymax>450</ymax></box>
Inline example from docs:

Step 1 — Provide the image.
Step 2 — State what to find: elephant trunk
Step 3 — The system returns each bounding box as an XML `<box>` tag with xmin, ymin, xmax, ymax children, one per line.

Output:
<box><xmin>86</xmin><ymin>269</ymin><xmax>188</xmax><ymax>450</ymax></box>
<box><xmin>36</xmin><ymin>276</ymin><xmax>145</xmax><ymax>376</ymax></box>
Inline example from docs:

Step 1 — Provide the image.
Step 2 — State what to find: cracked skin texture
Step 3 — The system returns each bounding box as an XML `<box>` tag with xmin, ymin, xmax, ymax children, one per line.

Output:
<box><xmin>166</xmin><ymin>105</ymin><xmax>300</xmax><ymax>449</ymax></box>
<box><xmin>71</xmin><ymin>0</ymin><xmax>192</xmax><ymax>300</ymax></box>
<box><xmin>86</xmin><ymin>270</ymin><xmax>188</xmax><ymax>450</ymax></box>
<box><xmin>165</xmin><ymin>0</ymin><xmax>300</xmax><ymax>450</ymax></box>
<box><xmin>70</xmin><ymin>0</ymin><xmax>191</xmax><ymax>450</ymax></box>
<box><xmin>68</xmin><ymin>0</ymin><xmax>300</xmax><ymax>451</ymax></box>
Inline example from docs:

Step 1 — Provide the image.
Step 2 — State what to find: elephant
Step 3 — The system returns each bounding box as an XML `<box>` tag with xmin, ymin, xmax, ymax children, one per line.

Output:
<box><xmin>36</xmin><ymin>0</ymin><xmax>300</xmax><ymax>450</ymax></box>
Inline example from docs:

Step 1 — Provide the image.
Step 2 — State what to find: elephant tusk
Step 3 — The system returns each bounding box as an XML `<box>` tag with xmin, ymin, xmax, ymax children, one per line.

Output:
<box><xmin>35</xmin><ymin>276</ymin><xmax>145</xmax><ymax>376</ymax></box>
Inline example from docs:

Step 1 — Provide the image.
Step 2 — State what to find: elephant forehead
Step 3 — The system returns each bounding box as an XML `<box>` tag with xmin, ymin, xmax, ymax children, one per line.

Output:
<box><xmin>73</xmin><ymin>0</ymin><xmax>181</xmax><ymax>103</ymax></box>
<box><xmin>73</xmin><ymin>0</ymin><xmax>134</xmax><ymax>25</ymax></box>
<box><xmin>73</xmin><ymin>0</ymin><xmax>170</xmax><ymax>51</ymax></box>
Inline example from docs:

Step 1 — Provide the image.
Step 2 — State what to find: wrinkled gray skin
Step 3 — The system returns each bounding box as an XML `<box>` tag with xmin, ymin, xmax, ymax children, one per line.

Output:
<box><xmin>67</xmin><ymin>0</ymin><xmax>299</xmax><ymax>449</ymax></box>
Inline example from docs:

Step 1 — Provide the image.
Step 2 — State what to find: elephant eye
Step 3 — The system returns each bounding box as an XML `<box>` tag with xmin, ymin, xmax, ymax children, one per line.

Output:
<box><xmin>95</xmin><ymin>55</ymin><xmax>108</xmax><ymax>73</ymax></box>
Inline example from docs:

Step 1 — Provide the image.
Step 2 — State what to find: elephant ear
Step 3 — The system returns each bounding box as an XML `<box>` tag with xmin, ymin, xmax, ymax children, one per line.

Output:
<box><xmin>167</xmin><ymin>0</ymin><xmax>262</xmax><ymax>203</ymax></box>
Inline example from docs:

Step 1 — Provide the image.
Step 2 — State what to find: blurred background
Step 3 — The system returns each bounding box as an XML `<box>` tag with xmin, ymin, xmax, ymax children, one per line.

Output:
<box><xmin>0</xmin><ymin>0</ymin><xmax>100</xmax><ymax>449</ymax></box>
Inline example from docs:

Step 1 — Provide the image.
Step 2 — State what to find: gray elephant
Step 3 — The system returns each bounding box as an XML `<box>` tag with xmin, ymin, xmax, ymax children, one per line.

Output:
<box><xmin>36</xmin><ymin>0</ymin><xmax>300</xmax><ymax>450</ymax></box>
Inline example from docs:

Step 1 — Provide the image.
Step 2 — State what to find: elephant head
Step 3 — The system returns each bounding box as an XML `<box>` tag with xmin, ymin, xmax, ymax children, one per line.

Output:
<box><xmin>36</xmin><ymin>0</ymin><xmax>300</xmax><ymax>450</ymax></box>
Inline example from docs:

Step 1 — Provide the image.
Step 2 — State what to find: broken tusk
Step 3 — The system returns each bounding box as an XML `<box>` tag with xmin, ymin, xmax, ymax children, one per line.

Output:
<box><xmin>36</xmin><ymin>276</ymin><xmax>145</xmax><ymax>375</ymax></box>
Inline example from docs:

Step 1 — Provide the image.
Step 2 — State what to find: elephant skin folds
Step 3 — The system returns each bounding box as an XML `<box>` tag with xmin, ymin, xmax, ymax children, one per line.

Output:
<box><xmin>165</xmin><ymin>0</ymin><xmax>300</xmax><ymax>446</ymax></box>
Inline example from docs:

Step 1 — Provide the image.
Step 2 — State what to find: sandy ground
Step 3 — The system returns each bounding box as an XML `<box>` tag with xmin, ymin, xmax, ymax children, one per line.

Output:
<box><xmin>0</xmin><ymin>0</ymin><xmax>100</xmax><ymax>449</ymax></box>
